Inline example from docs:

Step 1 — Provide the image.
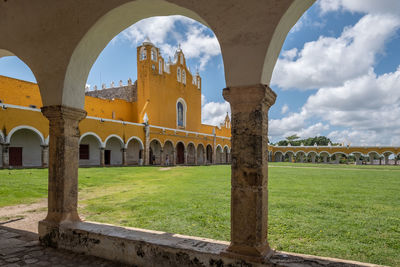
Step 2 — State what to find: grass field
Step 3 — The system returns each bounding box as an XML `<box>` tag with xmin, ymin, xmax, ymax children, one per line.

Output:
<box><xmin>1</xmin><ymin>164</ymin><xmax>399</xmax><ymax>266</ymax></box>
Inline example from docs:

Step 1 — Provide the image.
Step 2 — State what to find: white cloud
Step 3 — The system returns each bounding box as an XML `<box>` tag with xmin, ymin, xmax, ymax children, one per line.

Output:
<box><xmin>271</xmin><ymin>14</ymin><xmax>400</xmax><ymax>90</ymax></box>
<box><xmin>122</xmin><ymin>16</ymin><xmax>221</xmax><ymax>70</ymax></box>
<box><xmin>270</xmin><ymin>67</ymin><xmax>400</xmax><ymax>145</ymax></box>
<box><xmin>281</xmin><ymin>104</ymin><xmax>289</xmax><ymax>114</ymax></box>
<box><xmin>201</xmin><ymin>100</ymin><xmax>230</xmax><ymax>126</ymax></box>
<box><xmin>319</xmin><ymin>0</ymin><xmax>400</xmax><ymax>15</ymax></box>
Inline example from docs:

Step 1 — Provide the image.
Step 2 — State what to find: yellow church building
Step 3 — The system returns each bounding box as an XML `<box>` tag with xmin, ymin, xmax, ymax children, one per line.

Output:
<box><xmin>0</xmin><ymin>40</ymin><xmax>232</xmax><ymax>168</ymax></box>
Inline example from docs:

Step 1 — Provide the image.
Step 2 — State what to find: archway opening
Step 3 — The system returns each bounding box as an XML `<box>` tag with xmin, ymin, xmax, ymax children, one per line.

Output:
<box><xmin>9</xmin><ymin>128</ymin><xmax>43</xmax><ymax>167</ymax></box>
<box><xmin>176</xmin><ymin>142</ymin><xmax>185</xmax><ymax>165</ymax></box>
<box><xmin>105</xmin><ymin>136</ymin><xmax>124</xmax><ymax>165</ymax></box>
<box><xmin>79</xmin><ymin>134</ymin><xmax>101</xmax><ymax>166</ymax></box>
<box><xmin>127</xmin><ymin>137</ymin><xmax>143</xmax><ymax>165</ymax></box>
<box><xmin>150</xmin><ymin>139</ymin><xmax>162</xmax><ymax>165</ymax></box>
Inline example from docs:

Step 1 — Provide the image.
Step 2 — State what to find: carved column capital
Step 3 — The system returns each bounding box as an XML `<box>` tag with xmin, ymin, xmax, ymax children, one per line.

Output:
<box><xmin>223</xmin><ymin>84</ymin><xmax>276</xmax><ymax>111</ymax></box>
<box><xmin>41</xmin><ymin>105</ymin><xmax>87</xmax><ymax>122</ymax></box>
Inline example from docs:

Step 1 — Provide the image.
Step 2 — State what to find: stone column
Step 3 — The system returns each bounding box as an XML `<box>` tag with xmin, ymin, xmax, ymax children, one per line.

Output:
<box><xmin>370</xmin><ymin>155</ymin><xmax>374</xmax><ymax>165</ymax></box>
<box><xmin>299</xmin><ymin>154</ymin><xmax>304</xmax><ymax>163</ymax></box>
<box><xmin>2</xmin><ymin>143</ymin><xmax>9</xmax><ymax>168</ymax></box>
<box><xmin>203</xmin><ymin>150</ymin><xmax>207</xmax><ymax>165</ymax></box>
<box><xmin>122</xmin><ymin>148</ymin><xmax>127</xmax><ymax>166</ymax></box>
<box><xmin>222</xmin><ymin>84</ymin><xmax>276</xmax><ymax>261</ymax></box>
<box><xmin>212</xmin><ymin>135</ymin><xmax>217</xmax><ymax>165</ymax></box>
<box><xmin>384</xmin><ymin>155</ymin><xmax>389</xmax><ymax>165</ymax></box>
<box><xmin>335</xmin><ymin>156</ymin><xmax>340</xmax><ymax>164</ymax></box>
<box><xmin>40</xmin><ymin>105</ymin><xmax>86</xmax><ymax>223</ymax></box>
<box><xmin>288</xmin><ymin>154</ymin><xmax>293</xmax><ymax>163</ymax></box>
<box><xmin>144</xmin><ymin>124</ymin><xmax>150</xmax><ymax>165</ymax></box>
<box><xmin>41</xmin><ymin>145</ymin><xmax>49</xmax><ymax>168</ymax></box>
<box><xmin>173</xmin><ymin>149</ymin><xmax>177</xmax><ymax>165</ymax></box>
<box><xmin>354</xmin><ymin>153</ymin><xmax>361</xmax><ymax>165</ymax></box>
<box><xmin>311</xmin><ymin>154</ymin><xmax>316</xmax><ymax>164</ymax></box>
<box><xmin>100</xmin><ymin>147</ymin><xmax>105</xmax><ymax>166</ymax></box>
<box><xmin>194</xmin><ymin>150</ymin><xmax>198</xmax><ymax>165</ymax></box>
<box><xmin>323</xmin><ymin>155</ymin><xmax>328</xmax><ymax>163</ymax></box>
<box><xmin>160</xmin><ymin>149</ymin><xmax>164</xmax><ymax>166</ymax></box>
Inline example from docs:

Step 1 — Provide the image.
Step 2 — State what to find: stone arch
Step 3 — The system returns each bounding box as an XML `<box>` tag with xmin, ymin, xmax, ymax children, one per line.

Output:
<box><xmin>8</xmin><ymin>127</ymin><xmax>43</xmax><ymax>167</ymax></box>
<box><xmin>163</xmin><ymin>140</ymin><xmax>174</xmax><ymax>166</ymax></box>
<box><xmin>284</xmin><ymin>151</ymin><xmax>295</xmax><ymax>163</ymax></box>
<box><xmin>261</xmin><ymin>0</ymin><xmax>314</xmax><ymax>85</ymax></box>
<box><xmin>274</xmin><ymin>151</ymin><xmax>284</xmax><ymax>162</ymax></box>
<box><xmin>307</xmin><ymin>151</ymin><xmax>318</xmax><ymax>163</ymax></box>
<box><xmin>126</xmin><ymin>136</ymin><xmax>144</xmax><ymax>165</ymax></box>
<box><xmin>7</xmin><ymin>125</ymin><xmax>45</xmax><ymax>145</ymax></box>
<box><xmin>150</xmin><ymin>139</ymin><xmax>162</xmax><ymax>165</ymax></box>
<box><xmin>63</xmin><ymin>2</ymin><xmax>212</xmax><ymax>109</ymax></box>
<box><xmin>197</xmin><ymin>144</ymin><xmax>205</xmax><ymax>165</ymax></box>
<box><xmin>104</xmin><ymin>135</ymin><xmax>124</xmax><ymax>165</ymax></box>
<box><xmin>294</xmin><ymin>150</ymin><xmax>307</xmax><ymax>163</ymax></box>
<box><xmin>187</xmin><ymin>142</ymin><xmax>196</xmax><ymax>165</ymax></box>
<box><xmin>176</xmin><ymin>141</ymin><xmax>185</xmax><ymax>165</ymax></box>
<box><xmin>79</xmin><ymin>132</ymin><xmax>102</xmax><ymax>166</ymax></box>
<box><xmin>206</xmin><ymin>144</ymin><xmax>213</xmax><ymax>164</ymax></box>
<box><xmin>216</xmin><ymin>145</ymin><xmax>223</xmax><ymax>164</ymax></box>
<box><xmin>80</xmin><ymin>132</ymin><xmax>103</xmax><ymax>147</ymax></box>
<box><xmin>223</xmin><ymin>145</ymin><xmax>230</xmax><ymax>163</ymax></box>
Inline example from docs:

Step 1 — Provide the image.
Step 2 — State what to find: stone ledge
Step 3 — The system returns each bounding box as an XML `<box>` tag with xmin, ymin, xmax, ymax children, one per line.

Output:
<box><xmin>38</xmin><ymin>220</ymin><xmax>385</xmax><ymax>267</ymax></box>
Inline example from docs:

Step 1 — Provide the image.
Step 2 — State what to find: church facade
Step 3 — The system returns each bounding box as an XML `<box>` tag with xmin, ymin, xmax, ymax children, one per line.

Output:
<box><xmin>0</xmin><ymin>40</ymin><xmax>232</xmax><ymax>168</ymax></box>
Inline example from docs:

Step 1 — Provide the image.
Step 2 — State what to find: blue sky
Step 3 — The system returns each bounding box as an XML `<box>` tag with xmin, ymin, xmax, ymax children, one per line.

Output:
<box><xmin>1</xmin><ymin>0</ymin><xmax>400</xmax><ymax>145</ymax></box>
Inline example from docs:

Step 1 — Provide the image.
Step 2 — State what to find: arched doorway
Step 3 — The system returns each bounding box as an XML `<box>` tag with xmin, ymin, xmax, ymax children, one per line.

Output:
<box><xmin>197</xmin><ymin>144</ymin><xmax>205</xmax><ymax>165</ymax></box>
<box><xmin>126</xmin><ymin>137</ymin><xmax>143</xmax><ymax>165</ymax></box>
<box><xmin>150</xmin><ymin>139</ymin><xmax>162</xmax><ymax>165</ymax></box>
<box><xmin>206</xmin><ymin>144</ymin><xmax>213</xmax><ymax>164</ymax></box>
<box><xmin>163</xmin><ymin>141</ymin><xmax>174</xmax><ymax>166</ymax></box>
<box><xmin>79</xmin><ymin>133</ymin><xmax>101</xmax><ymax>166</ymax></box>
<box><xmin>105</xmin><ymin>136</ymin><xmax>124</xmax><ymax>165</ymax></box>
<box><xmin>216</xmin><ymin>145</ymin><xmax>223</xmax><ymax>164</ymax></box>
<box><xmin>187</xmin><ymin>143</ymin><xmax>196</xmax><ymax>165</ymax></box>
<box><xmin>223</xmin><ymin>146</ymin><xmax>230</xmax><ymax>163</ymax></box>
<box><xmin>176</xmin><ymin>142</ymin><xmax>185</xmax><ymax>164</ymax></box>
<box><xmin>9</xmin><ymin>128</ymin><xmax>44</xmax><ymax>167</ymax></box>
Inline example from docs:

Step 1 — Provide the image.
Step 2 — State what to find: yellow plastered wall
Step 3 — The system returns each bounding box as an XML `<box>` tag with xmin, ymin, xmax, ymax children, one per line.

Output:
<box><xmin>136</xmin><ymin>44</ymin><xmax>202</xmax><ymax>131</ymax></box>
<box><xmin>0</xmin><ymin>75</ymin><xmax>43</xmax><ymax>108</ymax></box>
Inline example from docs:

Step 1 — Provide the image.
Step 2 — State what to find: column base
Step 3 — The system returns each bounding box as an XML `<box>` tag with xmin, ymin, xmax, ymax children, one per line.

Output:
<box><xmin>221</xmin><ymin>244</ymin><xmax>274</xmax><ymax>263</ymax></box>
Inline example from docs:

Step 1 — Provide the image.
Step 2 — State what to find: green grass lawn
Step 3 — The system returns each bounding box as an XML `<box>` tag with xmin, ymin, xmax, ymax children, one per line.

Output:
<box><xmin>0</xmin><ymin>164</ymin><xmax>399</xmax><ymax>266</ymax></box>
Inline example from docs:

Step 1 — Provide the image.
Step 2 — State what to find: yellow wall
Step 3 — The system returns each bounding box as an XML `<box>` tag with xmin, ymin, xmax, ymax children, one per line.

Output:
<box><xmin>136</xmin><ymin>44</ymin><xmax>203</xmax><ymax>131</ymax></box>
<box><xmin>0</xmin><ymin>75</ymin><xmax>43</xmax><ymax>108</ymax></box>
<box><xmin>0</xmin><ymin>43</ymin><xmax>231</xmax><ymax>152</ymax></box>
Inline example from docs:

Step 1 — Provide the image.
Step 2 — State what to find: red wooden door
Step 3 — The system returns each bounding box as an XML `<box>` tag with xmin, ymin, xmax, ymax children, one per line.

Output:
<box><xmin>9</xmin><ymin>147</ymin><xmax>23</xmax><ymax>166</ymax></box>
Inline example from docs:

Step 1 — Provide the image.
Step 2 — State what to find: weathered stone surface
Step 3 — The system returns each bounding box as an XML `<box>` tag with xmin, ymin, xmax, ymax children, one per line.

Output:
<box><xmin>1</xmin><ymin>226</ymin><xmax>126</xmax><ymax>266</ymax></box>
<box><xmin>40</xmin><ymin>105</ymin><xmax>87</xmax><ymax>223</ymax></box>
<box><xmin>222</xmin><ymin>84</ymin><xmax>276</xmax><ymax>261</ymax></box>
<box><xmin>37</xmin><ymin>221</ymin><xmax>383</xmax><ymax>267</ymax></box>
<box><xmin>85</xmin><ymin>82</ymin><xmax>137</xmax><ymax>102</ymax></box>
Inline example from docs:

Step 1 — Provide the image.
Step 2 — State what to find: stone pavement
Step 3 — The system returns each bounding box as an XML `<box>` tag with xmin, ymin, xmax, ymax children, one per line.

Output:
<box><xmin>0</xmin><ymin>226</ymin><xmax>128</xmax><ymax>267</ymax></box>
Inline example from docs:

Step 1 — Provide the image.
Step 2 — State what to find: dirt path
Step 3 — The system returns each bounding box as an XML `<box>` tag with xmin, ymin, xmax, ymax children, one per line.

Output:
<box><xmin>0</xmin><ymin>200</ymin><xmax>47</xmax><ymax>233</ymax></box>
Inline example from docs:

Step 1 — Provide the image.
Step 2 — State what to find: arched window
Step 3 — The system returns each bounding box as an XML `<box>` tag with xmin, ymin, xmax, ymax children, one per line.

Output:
<box><xmin>151</xmin><ymin>48</ymin><xmax>157</xmax><ymax>61</ymax></box>
<box><xmin>140</xmin><ymin>47</ymin><xmax>147</xmax><ymax>60</ymax></box>
<box><xmin>182</xmin><ymin>70</ymin><xmax>186</xmax><ymax>84</ymax></box>
<box><xmin>159</xmin><ymin>59</ymin><xmax>162</xmax><ymax>74</ymax></box>
<box><xmin>176</xmin><ymin>98</ymin><xmax>187</xmax><ymax>128</ymax></box>
<box><xmin>180</xmin><ymin>54</ymin><xmax>184</xmax><ymax>64</ymax></box>
<box><xmin>197</xmin><ymin>77</ymin><xmax>201</xmax><ymax>89</ymax></box>
<box><xmin>177</xmin><ymin>67</ymin><xmax>181</xmax><ymax>82</ymax></box>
